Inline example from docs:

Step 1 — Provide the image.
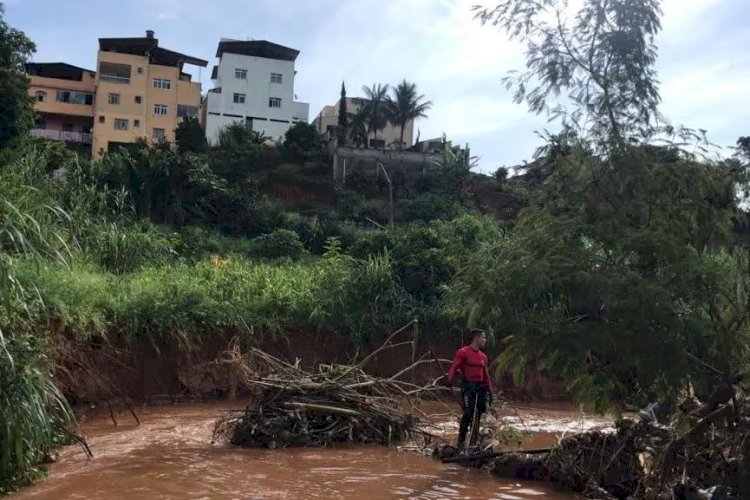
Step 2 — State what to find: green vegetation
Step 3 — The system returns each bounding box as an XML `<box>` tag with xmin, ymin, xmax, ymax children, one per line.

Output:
<box><xmin>0</xmin><ymin>3</ymin><xmax>35</xmax><ymax>148</ymax></box>
<box><xmin>1</xmin><ymin>0</ymin><xmax>749</xmax><ymax>493</ymax></box>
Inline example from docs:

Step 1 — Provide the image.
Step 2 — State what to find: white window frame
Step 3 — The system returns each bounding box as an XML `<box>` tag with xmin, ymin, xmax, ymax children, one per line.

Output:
<box><xmin>270</xmin><ymin>72</ymin><xmax>283</xmax><ymax>84</ymax></box>
<box><xmin>235</xmin><ymin>68</ymin><xmax>248</xmax><ymax>79</ymax></box>
<box><xmin>153</xmin><ymin>104</ymin><xmax>168</xmax><ymax>116</ymax></box>
<box><xmin>114</xmin><ymin>119</ymin><xmax>129</xmax><ymax>131</ymax></box>
<box><xmin>233</xmin><ymin>93</ymin><xmax>246</xmax><ymax>104</ymax></box>
<box><xmin>108</xmin><ymin>93</ymin><xmax>121</xmax><ymax>105</ymax></box>
<box><xmin>152</xmin><ymin>78</ymin><xmax>172</xmax><ymax>90</ymax></box>
<box><xmin>268</xmin><ymin>97</ymin><xmax>281</xmax><ymax>108</ymax></box>
<box><xmin>152</xmin><ymin>128</ymin><xmax>166</xmax><ymax>140</ymax></box>
<box><xmin>35</xmin><ymin>91</ymin><xmax>47</xmax><ymax>102</ymax></box>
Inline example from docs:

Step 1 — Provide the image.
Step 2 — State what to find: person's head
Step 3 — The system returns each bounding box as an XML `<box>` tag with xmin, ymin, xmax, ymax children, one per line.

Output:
<box><xmin>469</xmin><ymin>329</ymin><xmax>487</xmax><ymax>349</ymax></box>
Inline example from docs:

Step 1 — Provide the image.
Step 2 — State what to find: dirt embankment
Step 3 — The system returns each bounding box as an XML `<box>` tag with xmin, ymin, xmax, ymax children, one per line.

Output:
<box><xmin>55</xmin><ymin>330</ymin><xmax>564</xmax><ymax>406</ymax></box>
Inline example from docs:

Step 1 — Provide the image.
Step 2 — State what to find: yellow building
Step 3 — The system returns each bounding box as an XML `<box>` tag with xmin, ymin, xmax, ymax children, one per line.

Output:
<box><xmin>92</xmin><ymin>31</ymin><xmax>207</xmax><ymax>156</ymax></box>
<box><xmin>26</xmin><ymin>63</ymin><xmax>97</xmax><ymax>146</ymax></box>
<box><xmin>314</xmin><ymin>97</ymin><xmax>415</xmax><ymax>149</ymax></box>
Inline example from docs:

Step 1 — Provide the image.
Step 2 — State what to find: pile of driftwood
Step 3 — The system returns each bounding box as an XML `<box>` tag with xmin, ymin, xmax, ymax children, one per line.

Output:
<box><xmin>213</xmin><ymin>323</ymin><xmax>448</xmax><ymax>449</ymax></box>
<box><xmin>436</xmin><ymin>376</ymin><xmax>750</xmax><ymax>499</ymax></box>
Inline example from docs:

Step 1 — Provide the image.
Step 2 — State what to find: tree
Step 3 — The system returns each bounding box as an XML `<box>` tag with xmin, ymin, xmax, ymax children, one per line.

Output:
<box><xmin>175</xmin><ymin>116</ymin><xmax>208</xmax><ymax>154</ymax></box>
<box><xmin>0</xmin><ymin>4</ymin><xmax>35</xmax><ymax>149</ymax></box>
<box><xmin>337</xmin><ymin>81</ymin><xmax>348</xmax><ymax>146</ymax></box>
<box><xmin>282</xmin><ymin>121</ymin><xmax>321</xmax><ymax>162</ymax></box>
<box><xmin>386</xmin><ymin>79</ymin><xmax>432</xmax><ymax>146</ymax></box>
<box><xmin>449</xmin><ymin>0</ymin><xmax>749</xmax><ymax>411</ymax></box>
<box><xmin>348</xmin><ymin>104</ymin><xmax>369</xmax><ymax>149</ymax></box>
<box><xmin>475</xmin><ymin>0</ymin><xmax>663</xmax><ymax>151</ymax></box>
<box><xmin>361</xmin><ymin>83</ymin><xmax>390</xmax><ymax>145</ymax></box>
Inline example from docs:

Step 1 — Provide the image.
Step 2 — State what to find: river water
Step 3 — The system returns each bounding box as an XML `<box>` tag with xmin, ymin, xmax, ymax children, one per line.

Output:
<box><xmin>14</xmin><ymin>403</ymin><xmax>606</xmax><ymax>499</ymax></box>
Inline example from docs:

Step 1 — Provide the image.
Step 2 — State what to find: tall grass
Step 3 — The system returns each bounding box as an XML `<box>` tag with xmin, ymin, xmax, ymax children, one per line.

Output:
<box><xmin>0</xmin><ymin>333</ymin><xmax>74</xmax><ymax>493</ymax></box>
<box><xmin>7</xmin><ymin>247</ymin><xmax>413</xmax><ymax>348</ymax></box>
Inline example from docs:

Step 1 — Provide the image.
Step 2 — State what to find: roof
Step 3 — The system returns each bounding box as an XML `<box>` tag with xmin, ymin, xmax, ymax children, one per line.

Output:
<box><xmin>98</xmin><ymin>37</ymin><xmax>208</xmax><ymax>68</ymax></box>
<box><xmin>215</xmin><ymin>40</ymin><xmax>299</xmax><ymax>61</ymax></box>
<box><xmin>26</xmin><ymin>62</ymin><xmax>95</xmax><ymax>81</ymax></box>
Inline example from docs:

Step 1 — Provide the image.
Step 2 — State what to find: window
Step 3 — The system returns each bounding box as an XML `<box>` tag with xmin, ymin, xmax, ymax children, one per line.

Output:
<box><xmin>62</xmin><ymin>124</ymin><xmax>74</xmax><ymax>133</ymax></box>
<box><xmin>235</xmin><ymin>68</ymin><xmax>247</xmax><ymax>79</ymax></box>
<box><xmin>152</xmin><ymin>128</ymin><xmax>166</xmax><ymax>141</ymax></box>
<box><xmin>177</xmin><ymin>105</ymin><xmax>198</xmax><ymax>118</ymax></box>
<box><xmin>56</xmin><ymin>91</ymin><xmax>94</xmax><ymax>105</ymax></box>
<box><xmin>108</xmin><ymin>93</ymin><xmax>120</xmax><ymax>105</ymax></box>
<box><xmin>133</xmin><ymin>119</ymin><xmax>140</xmax><ymax>128</ymax></box>
<box><xmin>270</xmin><ymin>72</ymin><xmax>282</xmax><ymax>84</ymax></box>
<box><xmin>135</xmin><ymin>95</ymin><xmax>142</xmax><ymax>104</ymax></box>
<box><xmin>35</xmin><ymin>91</ymin><xmax>46</xmax><ymax>102</ymax></box>
<box><xmin>137</xmin><ymin>67</ymin><xmax>143</xmax><ymax>75</ymax></box>
<box><xmin>114</xmin><ymin>119</ymin><xmax>128</xmax><ymax>131</ymax></box>
<box><xmin>153</xmin><ymin>104</ymin><xmax>168</xmax><ymax>116</ymax></box>
<box><xmin>369</xmin><ymin>138</ymin><xmax>386</xmax><ymax>148</ymax></box>
<box><xmin>99</xmin><ymin>62</ymin><xmax>131</xmax><ymax>84</ymax></box>
<box><xmin>98</xmin><ymin>116</ymin><xmax>105</xmax><ymax>124</ymax></box>
<box><xmin>152</xmin><ymin>78</ymin><xmax>171</xmax><ymax>90</ymax></box>
<box><xmin>268</xmin><ymin>97</ymin><xmax>281</xmax><ymax>108</ymax></box>
<box><xmin>233</xmin><ymin>93</ymin><xmax>246</xmax><ymax>104</ymax></box>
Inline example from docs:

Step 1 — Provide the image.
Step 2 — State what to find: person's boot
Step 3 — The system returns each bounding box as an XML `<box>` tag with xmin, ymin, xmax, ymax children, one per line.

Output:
<box><xmin>456</xmin><ymin>430</ymin><xmax>467</xmax><ymax>450</ymax></box>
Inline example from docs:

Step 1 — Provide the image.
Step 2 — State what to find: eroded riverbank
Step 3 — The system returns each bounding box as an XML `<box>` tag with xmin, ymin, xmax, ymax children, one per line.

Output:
<box><xmin>13</xmin><ymin>402</ymin><xmax>595</xmax><ymax>499</ymax></box>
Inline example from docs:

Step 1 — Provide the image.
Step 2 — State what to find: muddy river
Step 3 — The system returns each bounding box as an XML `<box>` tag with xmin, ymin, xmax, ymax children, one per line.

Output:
<box><xmin>15</xmin><ymin>403</ymin><xmax>613</xmax><ymax>499</ymax></box>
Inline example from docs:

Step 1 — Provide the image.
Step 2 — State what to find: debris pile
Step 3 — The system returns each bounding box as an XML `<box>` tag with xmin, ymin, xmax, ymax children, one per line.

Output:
<box><xmin>436</xmin><ymin>390</ymin><xmax>750</xmax><ymax>499</ymax></box>
<box><xmin>213</xmin><ymin>327</ymin><xmax>447</xmax><ymax>449</ymax></box>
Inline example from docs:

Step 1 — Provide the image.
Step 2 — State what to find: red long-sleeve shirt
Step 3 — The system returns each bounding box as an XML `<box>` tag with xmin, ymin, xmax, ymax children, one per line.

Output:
<box><xmin>447</xmin><ymin>346</ymin><xmax>493</xmax><ymax>392</ymax></box>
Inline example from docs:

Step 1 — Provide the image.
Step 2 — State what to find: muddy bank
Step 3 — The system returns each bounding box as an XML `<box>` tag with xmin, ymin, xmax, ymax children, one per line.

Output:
<box><xmin>14</xmin><ymin>403</ymin><xmax>577</xmax><ymax>500</ymax></box>
<box><xmin>56</xmin><ymin>330</ymin><xmax>565</xmax><ymax>405</ymax></box>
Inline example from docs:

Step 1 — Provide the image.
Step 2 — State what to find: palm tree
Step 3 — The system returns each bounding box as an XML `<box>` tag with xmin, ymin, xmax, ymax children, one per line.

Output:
<box><xmin>361</xmin><ymin>83</ymin><xmax>390</xmax><ymax>146</ymax></box>
<box><xmin>386</xmin><ymin>80</ymin><xmax>432</xmax><ymax>146</ymax></box>
<box><xmin>348</xmin><ymin>104</ymin><xmax>369</xmax><ymax>148</ymax></box>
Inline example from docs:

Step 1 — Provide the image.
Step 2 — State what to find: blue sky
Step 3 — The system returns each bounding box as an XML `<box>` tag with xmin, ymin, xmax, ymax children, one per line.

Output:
<box><xmin>5</xmin><ymin>0</ymin><xmax>749</xmax><ymax>172</ymax></box>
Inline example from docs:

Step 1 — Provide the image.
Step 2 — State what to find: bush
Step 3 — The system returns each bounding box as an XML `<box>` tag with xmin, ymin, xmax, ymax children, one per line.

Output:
<box><xmin>82</xmin><ymin>221</ymin><xmax>177</xmax><ymax>273</ymax></box>
<box><xmin>248</xmin><ymin>229</ymin><xmax>306</xmax><ymax>260</ymax></box>
<box><xmin>400</xmin><ymin>192</ymin><xmax>464</xmax><ymax>222</ymax></box>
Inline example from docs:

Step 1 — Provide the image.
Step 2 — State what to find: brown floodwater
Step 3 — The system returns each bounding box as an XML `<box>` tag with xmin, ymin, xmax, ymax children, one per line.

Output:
<box><xmin>14</xmin><ymin>403</ymin><xmax>586</xmax><ymax>500</ymax></box>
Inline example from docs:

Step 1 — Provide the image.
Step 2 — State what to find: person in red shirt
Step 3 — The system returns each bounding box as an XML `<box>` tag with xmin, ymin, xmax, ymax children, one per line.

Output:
<box><xmin>445</xmin><ymin>329</ymin><xmax>494</xmax><ymax>448</ymax></box>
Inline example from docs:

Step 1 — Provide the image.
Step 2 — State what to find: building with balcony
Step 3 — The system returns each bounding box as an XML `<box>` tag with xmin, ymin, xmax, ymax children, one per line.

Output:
<box><xmin>314</xmin><ymin>97</ymin><xmax>415</xmax><ymax>149</ymax></box>
<box><xmin>203</xmin><ymin>39</ymin><xmax>309</xmax><ymax>144</ymax></box>
<box><xmin>92</xmin><ymin>30</ymin><xmax>208</xmax><ymax>156</ymax></box>
<box><xmin>26</xmin><ymin>62</ymin><xmax>96</xmax><ymax>146</ymax></box>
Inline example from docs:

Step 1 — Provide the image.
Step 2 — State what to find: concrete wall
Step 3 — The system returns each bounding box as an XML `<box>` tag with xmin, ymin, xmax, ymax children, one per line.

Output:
<box><xmin>332</xmin><ymin>146</ymin><xmax>440</xmax><ymax>183</ymax></box>
<box><xmin>205</xmin><ymin>52</ymin><xmax>309</xmax><ymax>144</ymax></box>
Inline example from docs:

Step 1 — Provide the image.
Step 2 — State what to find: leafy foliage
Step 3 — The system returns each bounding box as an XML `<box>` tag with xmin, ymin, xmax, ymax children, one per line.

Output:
<box><xmin>386</xmin><ymin>79</ymin><xmax>432</xmax><ymax>146</ymax></box>
<box><xmin>175</xmin><ymin>116</ymin><xmax>208</xmax><ymax>154</ymax></box>
<box><xmin>0</xmin><ymin>4</ymin><xmax>35</xmax><ymax>148</ymax></box>
<box><xmin>475</xmin><ymin>0</ymin><xmax>663</xmax><ymax>149</ymax></box>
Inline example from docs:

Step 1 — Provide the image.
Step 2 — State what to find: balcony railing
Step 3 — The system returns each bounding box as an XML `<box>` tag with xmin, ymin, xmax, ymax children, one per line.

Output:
<box><xmin>99</xmin><ymin>74</ymin><xmax>130</xmax><ymax>84</ymax></box>
<box><xmin>31</xmin><ymin>129</ymin><xmax>93</xmax><ymax>144</ymax></box>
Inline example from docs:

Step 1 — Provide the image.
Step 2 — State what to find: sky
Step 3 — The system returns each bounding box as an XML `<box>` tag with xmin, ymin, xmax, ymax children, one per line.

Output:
<box><xmin>5</xmin><ymin>0</ymin><xmax>749</xmax><ymax>173</ymax></box>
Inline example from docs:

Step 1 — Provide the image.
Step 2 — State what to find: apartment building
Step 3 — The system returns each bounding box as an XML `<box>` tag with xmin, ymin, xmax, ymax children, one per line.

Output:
<box><xmin>26</xmin><ymin>63</ymin><xmax>96</xmax><ymax>146</ymax></box>
<box><xmin>92</xmin><ymin>31</ymin><xmax>207</xmax><ymax>156</ymax></box>
<box><xmin>314</xmin><ymin>97</ymin><xmax>415</xmax><ymax>149</ymax></box>
<box><xmin>203</xmin><ymin>39</ymin><xmax>309</xmax><ymax>143</ymax></box>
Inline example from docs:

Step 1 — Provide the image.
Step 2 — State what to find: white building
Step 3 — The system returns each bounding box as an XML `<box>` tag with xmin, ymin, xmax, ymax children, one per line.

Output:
<box><xmin>203</xmin><ymin>40</ymin><xmax>309</xmax><ymax>143</ymax></box>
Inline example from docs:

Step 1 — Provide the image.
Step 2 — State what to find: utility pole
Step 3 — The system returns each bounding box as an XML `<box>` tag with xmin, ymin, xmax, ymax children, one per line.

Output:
<box><xmin>378</xmin><ymin>162</ymin><xmax>394</xmax><ymax>227</ymax></box>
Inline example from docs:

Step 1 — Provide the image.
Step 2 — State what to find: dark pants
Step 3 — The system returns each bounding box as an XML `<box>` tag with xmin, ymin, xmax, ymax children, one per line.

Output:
<box><xmin>458</xmin><ymin>382</ymin><xmax>487</xmax><ymax>447</ymax></box>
